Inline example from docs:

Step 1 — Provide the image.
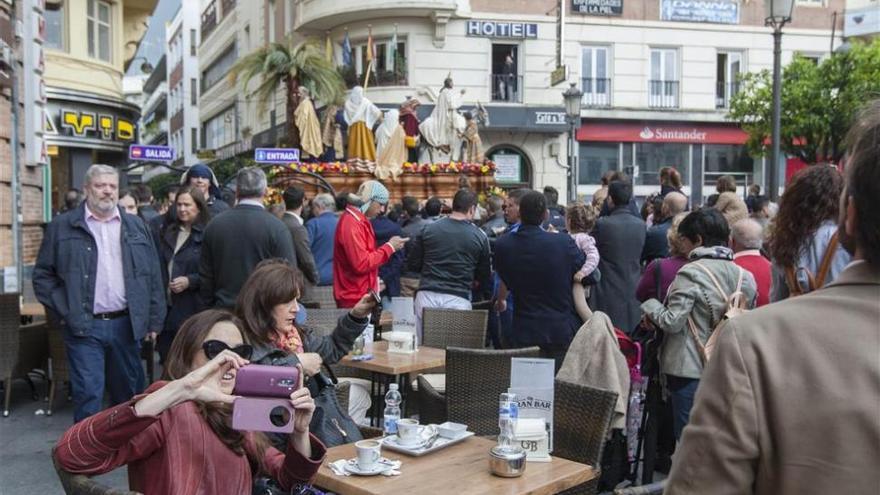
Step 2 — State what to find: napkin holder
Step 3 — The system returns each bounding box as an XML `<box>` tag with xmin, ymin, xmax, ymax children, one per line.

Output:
<box><xmin>513</xmin><ymin>418</ymin><xmax>551</xmax><ymax>462</ymax></box>
<box><xmin>385</xmin><ymin>331</ymin><xmax>417</xmax><ymax>354</ymax></box>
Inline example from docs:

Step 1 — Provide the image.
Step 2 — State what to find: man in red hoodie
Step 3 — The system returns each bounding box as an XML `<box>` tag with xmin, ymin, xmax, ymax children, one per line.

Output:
<box><xmin>333</xmin><ymin>180</ymin><xmax>408</xmax><ymax>308</ymax></box>
<box><xmin>731</xmin><ymin>219</ymin><xmax>772</xmax><ymax>307</ymax></box>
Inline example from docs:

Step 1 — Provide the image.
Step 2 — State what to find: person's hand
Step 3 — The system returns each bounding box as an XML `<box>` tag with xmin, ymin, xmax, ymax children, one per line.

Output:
<box><xmin>145</xmin><ymin>331</ymin><xmax>158</xmax><ymax>343</ymax></box>
<box><xmin>547</xmin><ymin>224</ymin><xmax>558</xmax><ymax>233</ymax></box>
<box><xmin>297</xmin><ymin>352</ymin><xmax>323</xmax><ymax>377</ymax></box>
<box><xmin>169</xmin><ymin>276</ymin><xmax>190</xmax><ymax>294</ymax></box>
<box><xmin>494</xmin><ymin>298</ymin><xmax>507</xmax><ymax>313</ymax></box>
<box><xmin>350</xmin><ymin>294</ymin><xmax>377</xmax><ymax>320</ymax></box>
<box><xmin>290</xmin><ymin>365</ymin><xmax>315</xmax><ymax>434</ymax></box>
<box><xmin>388</xmin><ymin>236</ymin><xmax>409</xmax><ymax>251</ymax></box>
<box><xmin>639</xmin><ymin>314</ymin><xmax>656</xmax><ymax>331</ymax></box>
<box><xmin>573</xmin><ymin>272</ymin><xmax>585</xmax><ymax>283</ymax></box>
<box><xmin>179</xmin><ymin>350</ymin><xmax>249</xmax><ymax>404</ymax></box>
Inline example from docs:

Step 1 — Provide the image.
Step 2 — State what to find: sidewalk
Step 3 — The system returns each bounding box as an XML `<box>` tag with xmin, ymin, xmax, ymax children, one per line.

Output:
<box><xmin>0</xmin><ymin>377</ymin><xmax>128</xmax><ymax>495</ymax></box>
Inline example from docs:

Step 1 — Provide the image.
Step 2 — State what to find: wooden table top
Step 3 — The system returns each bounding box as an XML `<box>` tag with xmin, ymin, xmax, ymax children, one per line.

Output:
<box><xmin>315</xmin><ymin>436</ymin><xmax>595</xmax><ymax>495</ymax></box>
<box><xmin>21</xmin><ymin>302</ymin><xmax>45</xmax><ymax>317</ymax></box>
<box><xmin>339</xmin><ymin>341</ymin><xmax>445</xmax><ymax>376</ymax></box>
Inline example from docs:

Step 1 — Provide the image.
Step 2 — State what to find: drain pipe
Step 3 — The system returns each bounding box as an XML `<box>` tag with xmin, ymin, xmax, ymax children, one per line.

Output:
<box><xmin>8</xmin><ymin>3</ymin><xmax>21</xmax><ymax>294</ymax></box>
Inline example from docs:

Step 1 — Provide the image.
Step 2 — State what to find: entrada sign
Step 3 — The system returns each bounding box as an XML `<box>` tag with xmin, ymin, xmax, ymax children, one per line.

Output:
<box><xmin>255</xmin><ymin>148</ymin><xmax>300</xmax><ymax>163</ymax></box>
<box><xmin>466</xmin><ymin>20</ymin><xmax>538</xmax><ymax>39</ymax></box>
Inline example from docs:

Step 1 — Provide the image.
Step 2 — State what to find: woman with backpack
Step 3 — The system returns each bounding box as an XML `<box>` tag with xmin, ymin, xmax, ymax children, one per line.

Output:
<box><xmin>767</xmin><ymin>164</ymin><xmax>851</xmax><ymax>301</ymax></box>
<box><xmin>640</xmin><ymin>209</ymin><xmax>757</xmax><ymax>440</ymax></box>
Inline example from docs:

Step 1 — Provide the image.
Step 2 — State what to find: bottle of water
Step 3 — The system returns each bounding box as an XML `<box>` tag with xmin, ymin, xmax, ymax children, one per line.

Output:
<box><xmin>498</xmin><ymin>392</ymin><xmax>518</xmax><ymax>450</ymax></box>
<box><xmin>383</xmin><ymin>384</ymin><xmax>402</xmax><ymax>436</ymax></box>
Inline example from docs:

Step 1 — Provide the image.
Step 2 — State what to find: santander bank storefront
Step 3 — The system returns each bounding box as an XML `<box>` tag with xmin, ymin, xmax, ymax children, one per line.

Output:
<box><xmin>576</xmin><ymin>120</ymin><xmax>762</xmax><ymax>204</ymax></box>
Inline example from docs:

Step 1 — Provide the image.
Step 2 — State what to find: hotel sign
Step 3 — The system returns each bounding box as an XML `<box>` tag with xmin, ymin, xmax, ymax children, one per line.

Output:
<box><xmin>466</xmin><ymin>21</ymin><xmax>538</xmax><ymax>39</ymax></box>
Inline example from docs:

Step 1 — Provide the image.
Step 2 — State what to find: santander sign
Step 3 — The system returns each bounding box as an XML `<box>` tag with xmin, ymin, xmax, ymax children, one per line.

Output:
<box><xmin>639</xmin><ymin>126</ymin><xmax>708</xmax><ymax>142</ymax></box>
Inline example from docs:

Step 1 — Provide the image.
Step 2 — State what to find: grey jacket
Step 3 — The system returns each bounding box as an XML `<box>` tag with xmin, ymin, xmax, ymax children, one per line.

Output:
<box><xmin>250</xmin><ymin>313</ymin><xmax>368</xmax><ymax>368</ymax></box>
<box><xmin>33</xmin><ymin>203</ymin><xmax>166</xmax><ymax>339</ymax></box>
<box><xmin>641</xmin><ymin>250</ymin><xmax>757</xmax><ymax>379</ymax></box>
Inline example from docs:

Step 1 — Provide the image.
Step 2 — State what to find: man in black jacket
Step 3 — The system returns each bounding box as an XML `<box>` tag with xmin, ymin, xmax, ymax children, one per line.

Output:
<box><xmin>199</xmin><ymin>167</ymin><xmax>297</xmax><ymax>308</ymax></box>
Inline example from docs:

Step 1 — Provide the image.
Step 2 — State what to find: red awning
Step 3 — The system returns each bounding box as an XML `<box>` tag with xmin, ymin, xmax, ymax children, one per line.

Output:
<box><xmin>577</xmin><ymin>122</ymin><xmax>748</xmax><ymax>145</ymax></box>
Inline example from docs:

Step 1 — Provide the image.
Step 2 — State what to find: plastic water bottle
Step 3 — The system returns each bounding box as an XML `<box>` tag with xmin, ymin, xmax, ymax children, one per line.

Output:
<box><xmin>383</xmin><ymin>384</ymin><xmax>402</xmax><ymax>436</ymax></box>
<box><xmin>498</xmin><ymin>392</ymin><xmax>518</xmax><ymax>450</ymax></box>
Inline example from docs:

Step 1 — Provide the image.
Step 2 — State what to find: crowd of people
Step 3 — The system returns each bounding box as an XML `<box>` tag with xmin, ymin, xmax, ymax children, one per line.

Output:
<box><xmin>34</xmin><ymin>99</ymin><xmax>880</xmax><ymax>493</ymax></box>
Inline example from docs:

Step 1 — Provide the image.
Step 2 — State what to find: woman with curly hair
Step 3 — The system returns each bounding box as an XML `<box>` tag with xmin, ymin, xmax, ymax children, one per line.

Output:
<box><xmin>767</xmin><ymin>164</ymin><xmax>851</xmax><ymax>301</ymax></box>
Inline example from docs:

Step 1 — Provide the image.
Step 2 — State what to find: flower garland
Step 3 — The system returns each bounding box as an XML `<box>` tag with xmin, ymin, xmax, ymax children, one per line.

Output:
<box><xmin>272</xmin><ymin>160</ymin><xmax>497</xmax><ymax>176</ymax></box>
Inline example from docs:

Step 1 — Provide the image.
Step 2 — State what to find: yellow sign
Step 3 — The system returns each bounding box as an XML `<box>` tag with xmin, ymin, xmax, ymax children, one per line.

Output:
<box><xmin>551</xmin><ymin>65</ymin><xmax>568</xmax><ymax>87</ymax></box>
<box><xmin>59</xmin><ymin>109</ymin><xmax>136</xmax><ymax>141</ymax></box>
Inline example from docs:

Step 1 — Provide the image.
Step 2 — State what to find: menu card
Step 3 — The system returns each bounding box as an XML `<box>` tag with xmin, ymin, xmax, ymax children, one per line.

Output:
<box><xmin>509</xmin><ymin>358</ymin><xmax>555</xmax><ymax>452</ymax></box>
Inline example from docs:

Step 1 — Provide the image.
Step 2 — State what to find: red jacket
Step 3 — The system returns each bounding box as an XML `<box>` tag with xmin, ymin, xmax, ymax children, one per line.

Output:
<box><xmin>333</xmin><ymin>206</ymin><xmax>394</xmax><ymax>307</ymax></box>
<box><xmin>734</xmin><ymin>250</ymin><xmax>772</xmax><ymax>307</ymax></box>
<box><xmin>54</xmin><ymin>381</ymin><xmax>325</xmax><ymax>495</ymax></box>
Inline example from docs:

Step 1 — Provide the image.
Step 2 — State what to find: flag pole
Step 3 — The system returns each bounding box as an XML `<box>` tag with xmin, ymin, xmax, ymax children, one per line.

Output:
<box><xmin>363</xmin><ymin>25</ymin><xmax>373</xmax><ymax>90</ymax></box>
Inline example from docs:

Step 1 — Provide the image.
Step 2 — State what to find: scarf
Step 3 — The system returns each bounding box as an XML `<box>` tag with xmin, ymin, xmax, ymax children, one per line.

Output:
<box><xmin>688</xmin><ymin>245</ymin><xmax>734</xmax><ymax>262</ymax></box>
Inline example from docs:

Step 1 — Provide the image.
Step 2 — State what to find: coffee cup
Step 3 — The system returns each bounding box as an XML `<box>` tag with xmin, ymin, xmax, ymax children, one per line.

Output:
<box><xmin>396</xmin><ymin>418</ymin><xmax>422</xmax><ymax>445</ymax></box>
<box><xmin>355</xmin><ymin>439</ymin><xmax>381</xmax><ymax>470</ymax></box>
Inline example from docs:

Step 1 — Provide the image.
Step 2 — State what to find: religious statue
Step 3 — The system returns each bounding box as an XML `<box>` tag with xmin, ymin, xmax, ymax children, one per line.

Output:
<box><xmin>294</xmin><ymin>87</ymin><xmax>323</xmax><ymax>160</ymax></box>
<box><xmin>462</xmin><ymin>111</ymin><xmax>484</xmax><ymax>163</ymax></box>
<box><xmin>418</xmin><ymin>74</ymin><xmax>466</xmax><ymax>162</ymax></box>
<box><xmin>343</xmin><ymin>86</ymin><xmax>382</xmax><ymax>164</ymax></box>
<box><xmin>320</xmin><ymin>104</ymin><xmax>344</xmax><ymax>162</ymax></box>
<box><xmin>375</xmin><ymin>109</ymin><xmax>407</xmax><ymax>181</ymax></box>
<box><xmin>399</xmin><ymin>96</ymin><xmax>421</xmax><ymax>163</ymax></box>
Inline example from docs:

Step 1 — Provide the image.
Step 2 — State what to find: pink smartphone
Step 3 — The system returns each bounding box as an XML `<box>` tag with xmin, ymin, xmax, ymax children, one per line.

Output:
<box><xmin>232</xmin><ymin>364</ymin><xmax>299</xmax><ymax>398</ymax></box>
<box><xmin>232</xmin><ymin>397</ymin><xmax>295</xmax><ymax>433</ymax></box>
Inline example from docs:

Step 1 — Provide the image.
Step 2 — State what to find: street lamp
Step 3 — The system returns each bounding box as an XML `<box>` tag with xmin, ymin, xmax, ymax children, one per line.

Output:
<box><xmin>563</xmin><ymin>82</ymin><xmax>583</xmax><ymax>203</ymax></box>
<box><xmin>765</xmin><ymin>0</ymin><xmax>794</xmax><ymax>201</ymax></box>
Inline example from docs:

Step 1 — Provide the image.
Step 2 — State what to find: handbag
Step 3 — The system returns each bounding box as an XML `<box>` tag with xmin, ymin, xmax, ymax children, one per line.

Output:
<box><xmin>308</xmin><ymin>365</ymin><xmax>364</xmax><ymax>448</ymax></box>
<box><xmin>253</xmin><ymin>478</ymin><xmax>326</xmax><ymax>495</ymax></box>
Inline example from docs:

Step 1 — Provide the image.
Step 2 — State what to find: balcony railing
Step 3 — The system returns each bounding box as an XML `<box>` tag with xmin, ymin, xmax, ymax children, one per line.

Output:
<box><xmin>220</xmin><ymin>0</ymin><xmax>236</xmax><ymax>18</ymax></box>
<box><xmin>648</xmin><ymin>80</ymin><xmax>679</xmax><ymax>109</ymax></box>
<box><xmin>340</xmin><ymin>66</ymin><xmax>408</xmax><ymax>89</ymax></box>
<box><xmin>715</xmin><ymin>80</ymin><xmax>740</xmax><ymax>109</ymax></box>
<box><xmin>491</xmin><ymin>74</ymin><xmax>523</xmax><ymax>103</ymax></box>
<box><xmin>581</xmin><ymin>78</ymin><xmax>611</xmax><ymax>108</ymax></box>
<box><xmin>201</xmin><ymin>1</ymin><xmax>218</xmax><ymax>43</ymax></box>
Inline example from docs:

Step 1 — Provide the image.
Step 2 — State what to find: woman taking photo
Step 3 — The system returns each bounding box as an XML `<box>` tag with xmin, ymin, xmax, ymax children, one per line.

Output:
<box><xmin>767</xmin><ymin>164</ymin><xmax>851</xmax><ymax>301</ymax></box>
<box><xmin>640</xmin><ymin>209</ymin><xmax>757</xmax><ymax>440</ymax></box>
<box><xmin>155</xmin><ymin>186</ymin><xmax>210</xmax><ymax>362</ymax></box>
<box><xmin>54</xmin><ymin>310</ymin><xmax>324</xmax><ymax>494</ymax></box>
<box><xmin>236</xmin><ymin>260</ymin><xmax>376</xmax><ymax>426</ymax></box>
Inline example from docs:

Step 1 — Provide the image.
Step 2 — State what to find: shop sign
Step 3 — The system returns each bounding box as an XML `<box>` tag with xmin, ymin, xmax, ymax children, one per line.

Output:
<box><xmin>494</xmin><ymin>153</ymin><xmax>522</xmax><ymax>183</ymax></box>
<box><xmin>535</xmin><ymin>111</ymin><xmax>568</xmax><ymax>126</ymax></box>
<box><xmin>56</xmin><ymin>109</ymin><xmax>136</xmax><ymax>141</ymax></box>
<box><xmin>550</xmin><ymin>65</ymin><xmax>568</xmax><ymax>86</ymax></box>
<box><xmin>572</xmin><ymin>0</ymin><xmax>623</xmax><ymax>16</ymax></box>
<box><xmin>660</xmin><ymin>0</ymin><xmax>740</xmax><ymax>25</ymax></box>
<box><xmin>466</xmin><ymin>20</ymin><xmax>538</xmax><ymax>39</ymax></box>
<box><xmin>129</xmin><ymin>144</ymin><xmax>176</xmax><ymax>162</ymax></box>
<box><xmin>577</xmin><ymin>122</ymin><xmax>747</xmax><ymax>144</ymax></box>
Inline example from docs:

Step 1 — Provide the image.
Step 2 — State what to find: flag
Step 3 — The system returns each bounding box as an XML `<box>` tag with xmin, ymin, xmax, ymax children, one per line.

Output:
<box><xmin>325</xmin><ymin>33</ymin><xmax>333</xmax><ymax>64</ymax></box>
<box><xmin>389</xmin><ymin>30</ymin><xmax>398</xmax><ymax>72</ymax></box>
<box><xmin>366</xmin><ymin>27</ymin><xmax>374</xmax><ymax>64</ymax></box>
<box><xmin>342</xmin><ymin>31</ymin><xmax>352</xmax><ymax>67</ymax></box>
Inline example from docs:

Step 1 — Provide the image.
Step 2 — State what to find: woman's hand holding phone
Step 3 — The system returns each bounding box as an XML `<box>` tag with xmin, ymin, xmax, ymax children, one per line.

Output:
<box><xmin>289</xmin><ymin>365</ymin><xmax>315</xmax><ymax>458</ymax></box>
<box><xmin>350</xmin><ymin>293</ymin><xmax>378</xmax><ymax>319</ymax></box>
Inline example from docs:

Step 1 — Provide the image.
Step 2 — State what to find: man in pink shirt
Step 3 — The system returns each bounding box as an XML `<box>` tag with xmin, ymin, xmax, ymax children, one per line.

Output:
<box><xmin>34</xmin><ymin>164</ymin><xmax>165</xmax><ymax>422</ymax></box>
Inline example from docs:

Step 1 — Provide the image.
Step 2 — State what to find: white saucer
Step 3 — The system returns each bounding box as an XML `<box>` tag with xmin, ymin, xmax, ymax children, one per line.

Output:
<box><xmin>344</xmin><ymin>458</ymin><xmax>393</xmax><ymax>476</ymax></box>
<box><xmin>384</xmin><ymin>435</ymin><xmax>429</xmax><ymax>450</ymax></box>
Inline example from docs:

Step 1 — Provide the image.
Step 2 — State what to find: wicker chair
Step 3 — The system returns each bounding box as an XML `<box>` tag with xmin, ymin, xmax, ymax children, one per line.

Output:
<box><xmin>613</xmin><ymin>481</ymin><xmax>667</xmax><ymax>495</ymax></box>
<box><xmin>304</xmin><ymin>308</ymin><xmax>371</xmax><ymax>381</ymax></box>
<box><xmin>421</xmin><ymin>308</ymin><xmax>488</xmax><ymax>350</ymax></box>
<box><xmin>417</xmin><ymin>346</ymin><xmax>541</xmax><ymax>434</ymax></box>
<box><xmin>303</xmin><ymin>285</ymin><xmax>337</xmax><ymax>309</ymax></box>
<box><xmin>53</xmin><ymin>454</ymin><xmax>141</xmax><ymax>495</ymax></box>
<box><xmin>553</xmin><ymin>379</ymin><xmax>619</xmax><ymax>495</ymax></box>
<box><xmin>1</xmin><ymin>295</ymin><xmax>50</xmax><ymax>417</ymax></box>
<box><xmin>47</xmin><ymin>314</ymin><xmax>72</xmax><ymax>416</ymax></box>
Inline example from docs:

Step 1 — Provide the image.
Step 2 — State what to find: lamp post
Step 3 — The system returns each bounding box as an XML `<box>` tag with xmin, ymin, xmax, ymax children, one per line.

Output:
<box><xmin>563</xmin><ymin>82</ymin><xmax>583</xmax><ymax>203</ymax></box>
<box><xmin>765</xmin><ymin>0</ymin><xmax>794</xmax><ymax>201</ymax></box>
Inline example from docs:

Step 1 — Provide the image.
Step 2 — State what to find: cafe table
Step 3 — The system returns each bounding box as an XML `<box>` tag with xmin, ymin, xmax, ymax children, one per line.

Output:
<box><xmin>315</xmin><ymin>436</ymin><xmax>596</xmax><ymax>495</ymax></box>
<box><xmin>338</xmin><ymin>341</ymin><xmax>445</xmax><ymax>424</ymax></box>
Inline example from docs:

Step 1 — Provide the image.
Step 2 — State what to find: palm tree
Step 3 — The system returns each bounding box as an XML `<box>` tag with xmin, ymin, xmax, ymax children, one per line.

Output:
<box><xmin>229</xmin><ymin>37</ymin><xmax>344</xmax><ymax>149</ymax></box>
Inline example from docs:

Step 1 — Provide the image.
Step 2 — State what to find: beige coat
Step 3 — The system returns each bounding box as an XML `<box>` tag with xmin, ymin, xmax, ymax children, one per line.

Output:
<box><xmin>666</xmin><ymin>261</ymin><xmax>880</xmax><ymax>495</ymax></box>
<box><xmin>557</xmin><ymin>312</ymin><xmax>630</xmax><ymax>429</ymax></box>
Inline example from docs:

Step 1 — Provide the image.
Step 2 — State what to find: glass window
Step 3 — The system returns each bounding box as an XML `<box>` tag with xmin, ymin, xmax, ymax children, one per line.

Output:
<box><xmin>704</xmin><ymin>144</ymin><xmax>757</xmax><ymax>183</ymax></box>
<box><xmin>201</xmin><ymin>44</ymin><xmax>237</xmax><ymax>92</ymax></box>
<box><xmin>191</xmin><ymin>128</ymin><xmax>198</xmax><ymax>154</ymax></box>
<box><xmin>87</xmin><ymin>0</ymin><xmax>112</xmax><ymax>62</ymax></box>
<box><xmin>581</xmin><ymin>46</ymin><xmax>610</xmax><ymax>106</ymax></box>
<box><xmin>578</xmin><ymin>142</ymin><xmax>618</xmax><ymax>185</ymax></box>
<box><xmin>267</xmin><ymin>0</ymin><xmax>276</xmax><ymax>43</ymax></box>
<box><xmin>634</xmin><ymin>142</ymin><xmax>689</xmax><ymax>186</ymax></box>
<box><xmin>191</xmin><ymin>78</ymin><xmax>197</xmax><ymax>106</ymax></box>
<box><xmin>190</xmin><ymin>29</ymin><xmax>197</xmax><ymax>56</ymax></box>
<box><xmin>202</xmin><ymin>106</ymin><xmax>236</xmax><ymax>150</ymax></box>
<box><xmin>45</xmin><ymin>1</ymin><xmax>65</xmax><ymax>51</ymax></box>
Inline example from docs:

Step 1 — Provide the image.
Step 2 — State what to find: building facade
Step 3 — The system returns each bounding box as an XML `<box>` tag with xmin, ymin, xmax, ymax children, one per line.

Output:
<box><xmin>195</xmin><ymin>0</ymin><xmax>842</xmax><ymax>201</ymax></box>
<box><xmin>844</xmin><ymin>0</ymin><xmax>879</xmax><ymax>40</ymax></box>
<box><xmin>167</xmin><ymin>2</ymin><xmax>201</xmax><ymax>167</ymax></box>
<box><xmin>138</xmin><ymin>55</ymin><xmax>168</xmax><ymax>149</ymax></box>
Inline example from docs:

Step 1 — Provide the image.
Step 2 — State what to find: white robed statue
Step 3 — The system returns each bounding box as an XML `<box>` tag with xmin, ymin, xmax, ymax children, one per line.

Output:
<box><xmin>419</xmin><ymin>75</ymin><xmax>466</xmax><ymax>162</ymax></box>
<box><xmin>375</xmin><ymin>109</ymin><xmax>407</xmax><ymax>181</ymax></box>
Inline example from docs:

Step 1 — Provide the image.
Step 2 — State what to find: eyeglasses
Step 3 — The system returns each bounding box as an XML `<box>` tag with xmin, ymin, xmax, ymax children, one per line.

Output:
<box><xmin>202</xmin><ymin>340</ymin><xmax>254</xmax><ymax>360</ymax></box>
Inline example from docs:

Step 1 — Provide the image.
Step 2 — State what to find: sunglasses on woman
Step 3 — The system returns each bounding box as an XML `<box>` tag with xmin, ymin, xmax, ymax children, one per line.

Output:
<box><xmin>202</xmin><ymin>340</ymin><xmax>254</xmax><ymax>360</ymax></box>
